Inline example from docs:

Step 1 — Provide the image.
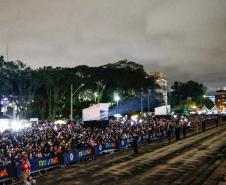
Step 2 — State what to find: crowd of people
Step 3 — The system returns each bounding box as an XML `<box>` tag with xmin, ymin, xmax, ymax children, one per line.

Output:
<box><xmin>0</xmin><ymin>114</ymin><xmax>222</xmax><ymax>167</ymax></box>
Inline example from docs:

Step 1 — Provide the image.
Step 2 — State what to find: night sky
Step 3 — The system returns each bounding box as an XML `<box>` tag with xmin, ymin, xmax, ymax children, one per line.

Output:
<box><xmin>0</xmin><ymin>0</ymin><xmax>226</xmax><ymax>91</ymax></box>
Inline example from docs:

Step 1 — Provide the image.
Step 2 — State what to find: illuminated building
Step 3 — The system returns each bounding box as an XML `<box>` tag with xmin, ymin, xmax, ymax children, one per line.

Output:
<box><xmin>215</xmin><ymin>88</ymin><xmax>226</xmax><ymax>110</ymax></box>
<box><xmin>148</xmin><ymin>72</ymin><xmax>168</xmax><ymax>105</ymax></box>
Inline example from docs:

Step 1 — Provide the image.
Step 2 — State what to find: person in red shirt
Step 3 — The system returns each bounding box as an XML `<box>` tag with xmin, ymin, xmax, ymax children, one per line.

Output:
<box><xmin>21</xmin><ymin>154</ymin><xmax>31</xmax><ymax>183</ymax></box>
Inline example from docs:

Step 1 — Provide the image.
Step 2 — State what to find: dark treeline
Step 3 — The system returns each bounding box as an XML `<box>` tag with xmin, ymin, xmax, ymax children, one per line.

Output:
<box><xmin>0</xmin><ymin>56</ymin><xmax>210</xmax><ymax>119</ymax></box>
<box><xmin>171</xmin><ymin>81</ymin><xmax>213</xmax><ymax>110</ymax></box>
<box><xmin>0</xmin><ymin>57</ymin><xmax>157</xmax><ymax>119</ymax></box>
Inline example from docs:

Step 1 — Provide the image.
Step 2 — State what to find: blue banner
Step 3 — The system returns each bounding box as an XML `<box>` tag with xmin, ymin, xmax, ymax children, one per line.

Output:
<box><xmin>64</xmin><ymin>151</ymin><xmax>79</xmax><ymax>165</ymax></box>
<box><xmin>94</xmin><ymin>144</ymin><xmax>105</xmax><ymax>155</ymax></box>
<box><xmin>149</xmin><ymin>133</ymin><xmax>159</xmax><ymax>140</ymax></box>
<box><xmin>64</xmin><ymin>147</ymin><xmax>93</xmax><ymax>165</ymax></box>
<box><xmin>0</xmin><ymin>164</ymin><xmax>16</xmax><ymax>181</ymax></box>
<box><xmin>118</xmin><ymin>139</ymin><xmax>128</xmax><ymax>149</ymax></box>
<box><xmin>142</xmin><ymin>134</ymin><xmax>149</xmax><ymax>141</ymax></box>
<box><xmin>17</xmin><ymin>155</ymin><xmax>62</xmax><ymax>176</ymax></box>
<box><xmin>77</xmin><ymin>147</ymin><xmax>93</xmax><ymax>160</ymax></box>
<box><xmin>104</xmin><ymin>142</ymin><xmax>116</xmax><ymax>150</ymax></box>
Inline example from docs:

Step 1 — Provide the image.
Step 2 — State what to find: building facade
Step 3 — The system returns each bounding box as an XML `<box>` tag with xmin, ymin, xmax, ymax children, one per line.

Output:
<box><xmin>215</xmin><ymin>88</ymin><xmax>226</xmax><ymax>110</ymax></box>
<box><xmin>148</xmin><ymin>72</ymin><xmax>168</xmax><ymax>105</ymax></box>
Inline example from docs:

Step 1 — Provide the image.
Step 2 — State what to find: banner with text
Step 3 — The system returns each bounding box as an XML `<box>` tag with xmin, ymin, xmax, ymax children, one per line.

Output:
<box><xmin>64</xmin><ymin>147</ymin><xmax>93</xmax><ymax>165</ymax></box>
<box><xmin>17</xmin><ymin>155</ymin><xmax>62</xmax><ymax>176</ymax></box>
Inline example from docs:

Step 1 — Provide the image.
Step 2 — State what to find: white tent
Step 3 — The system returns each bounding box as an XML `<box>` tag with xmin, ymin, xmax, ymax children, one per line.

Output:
<box><xmin>221</xmin><ymin>107</ymin><xmax>226</xmax><ymax>114</ymax></box>
<box><xmin>54</xmin><ymin>120</ymin><xmax>67</xmax><ymax>125</ymax></box>
<box><xmin>200</xmin><ymin>105</ymin><xmax>210</xmax><ymax>114</ymax></box>
<box><xmin>113</xmin><ymin>114</ymin><xmax>123</xmax><ymax>118</ymax></box>
<box><xmin>210</xmin><ymin>105</ymin><xmax>221</xmax><ymax>114</ymax></box>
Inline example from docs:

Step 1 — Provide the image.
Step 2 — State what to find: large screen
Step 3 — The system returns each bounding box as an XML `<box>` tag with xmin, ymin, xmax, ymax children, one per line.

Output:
<box><xmin>82</xmin><ymin>103</ymin><xmax>109</xmax><ymax>121</ymax></box>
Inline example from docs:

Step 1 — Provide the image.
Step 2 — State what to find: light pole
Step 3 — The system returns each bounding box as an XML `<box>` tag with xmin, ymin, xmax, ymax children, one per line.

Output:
<box><xmin>201</xmin><ymin>95</ymin><xmax>206</xmax><ymax>107</ymax></box>
<box><xmin>147</xmin><ymin>89</ymin><xmax>151</xmax><ymax>112</ymax></box>
<box><xmin>70</xmin><ymin>83</ymin><xmax>85</xmax><ymax>120</ymax></box>
<box><xmin>167</xmin><ymin>85</ymin><xmax>170</xmax><ymax>106</ymax></box>
<box><xmin>141</xmin><ymin>90</ymin><xmax>144</xmax><ymax>113</ymax></box>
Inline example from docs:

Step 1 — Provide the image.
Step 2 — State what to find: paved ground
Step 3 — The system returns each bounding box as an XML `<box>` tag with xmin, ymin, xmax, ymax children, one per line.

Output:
<box><xmin>33</xmin><ymin>124</ymin><xmax>226</xmax><ymax>185</ymax></box>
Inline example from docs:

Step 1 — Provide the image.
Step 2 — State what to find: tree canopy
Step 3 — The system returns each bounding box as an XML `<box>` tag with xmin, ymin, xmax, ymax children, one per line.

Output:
<box><xmin>171</xmin><ymin>80</ymin><xmax>207</xmax><ymax>109</ymax></box>
<box><xmin>0</xmin><ymin>57</ymin><xmax>157</xmax><ymax>119</ymax></box>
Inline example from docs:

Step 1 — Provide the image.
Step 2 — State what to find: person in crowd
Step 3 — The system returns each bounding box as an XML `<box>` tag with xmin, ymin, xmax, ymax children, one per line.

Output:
<box><xmin>166</xmin><ymin>124</ymin><xmax>171</xmax><ymax>143</ymax></box>
<box><xmin>21</xmin><ymin>154</ymin><xmax>30</xmax><ymax>184</ymax></box>
<box><xmin>132</xmin><ymin>132</ymin><xmax>138</xmax><ymax>155</ymax></box>
<box><xmin>0</xmin><ymin>114</ymin><xmax>220</xmax><ymax>167</ymax></box>
<box><xmin>216</xmin><ymin>117</ymin><xmax>219</xmax><ymax>127</ymax></box>
<box><xmin>202</xmin><ymin>119</ymin><xmax>206</xmax><ymax>132</ymax></box>
<box><xmin>175</xmin><ymin>120</ymin><xmax>180</xmax><ymax>141</ymax></box>
<box><xmin>182</xmin><ymin>122</ymin><xmax>187</xmax><ymax>138</ymax></box>
<box><xmin>195</xmin><ymin>120</ymin><xmax>200</xmax><ymax>133</ymax></box>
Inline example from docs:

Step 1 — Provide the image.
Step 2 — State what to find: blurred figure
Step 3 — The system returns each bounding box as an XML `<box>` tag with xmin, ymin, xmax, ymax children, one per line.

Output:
<box><xmin>195</xmin><ymin>121</ymin><xmax>199</xmax><ymax>133</ymax></box>
<box><xmin>21</xmin><ymin>154</ymin><xmax>30</xmax><ymax>184</ymax></box>
<box><xmin>182</xmin><ymin>122</ymin><xmax>187</xmax><ymax>138</ymax></box>
<box><xmin>216</xmin><ymin>117</ymin><xmax>219</xmax><ymax>127</ymax></box>
<box><xmin>166</xmin><ymin>124</ymin><xmax>171</xmax><ymax>143</ymax></box>
<box><xmin>201</xmin><ymin>119</ymin><xmax>206</xmax><ymax>132</ymax></box>
<box><xmin>21</xmin><ymin>154</ymin><xmax>36</xmax><ymax>185</ymax></box>
<box><xmin>132</xmin><ymin>133</ymin><xmax>138</xmax><ymax>155</ymax></box>
<box><xmin>175</xmin><ymin>120</ymin><xmax>181</xmax><ymax>141</ymax></box>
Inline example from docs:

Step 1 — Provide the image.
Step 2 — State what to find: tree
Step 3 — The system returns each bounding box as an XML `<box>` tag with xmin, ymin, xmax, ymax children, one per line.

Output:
<box><xmin>203</xmin><ymin>97</ymin><xmax>214</xmax><ymax>110</ymax></box>
<box><xmin>0</xmin><ymin>57</ymin><xmax>157</xmax><ymax>119</ymax></box>
<box><xmin>171</xmin><ymin>80</ymin><xmax>207</xmax><ymax>108</ymax></box>
<box><xmin>0</xmin><ymin>58</ymin><xmax>36</xmax><ymax>118</ymax></box>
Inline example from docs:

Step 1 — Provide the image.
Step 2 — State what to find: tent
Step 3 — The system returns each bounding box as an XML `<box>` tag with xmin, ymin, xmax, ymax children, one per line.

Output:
<box><xmin>113</xmin><ymin>114</ymin><xmax>123</xmax><ymax>118</ymax></box>
<box><xmin>221</xmin><ymin>107</ymin><xmax>226</xmax><ymax>114</ymax></box>
<box><xmin>210</xmin><ymin>105</ymin><xmax>221</xmax><ymax>114</ymax></box>
<box><xmin>54</xmin><ymin>120</ymin><xmax>67</xmax><ymax>125</ymax></box>
<box><xmin>200</xmin><ymin>105</ymin><xmax>210</xmax><ymax>114</ymax></box>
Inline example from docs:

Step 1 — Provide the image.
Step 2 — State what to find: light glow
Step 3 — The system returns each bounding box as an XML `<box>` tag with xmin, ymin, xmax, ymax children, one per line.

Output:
<box><xmin>114</xmin><ymin>95</ymin><xmax>120</xmax><ymax>102</ymax></box>
<box><xmin>131</xmin><ymin>115</ymin><xmax>138</xmax><ymax>121</ymax></box>
<box><xmin>11</xmin><ymin>120</ymin><xmax>23</xmax><ymax>131</ymax></box>
<box><xmin>0</xmin><ymin>119</ymin><xmax>10</xmax><ymax>132</ymax></box>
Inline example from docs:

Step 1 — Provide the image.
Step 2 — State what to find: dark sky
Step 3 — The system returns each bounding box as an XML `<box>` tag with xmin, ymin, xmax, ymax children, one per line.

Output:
<box><xmin>0</xmin><ymin>0</ymin><xmax>226</xmax><ymax>91</ymax></box>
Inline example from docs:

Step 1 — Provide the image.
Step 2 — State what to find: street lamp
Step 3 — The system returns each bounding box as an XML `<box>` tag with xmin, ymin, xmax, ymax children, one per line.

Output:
<box><xmin>114</xmin><ymin>94</ymin><xmax>120</xmax><ymax>107</ymax></box>
<box><xmin>70</xmin><ymin>83</ymin><xmax>85</xmax><ymax>120</ymax></box>
<box><xmin>201</xmin><ymin>95</ymin><xmax>207</xmax><ymax>107</ymax></box>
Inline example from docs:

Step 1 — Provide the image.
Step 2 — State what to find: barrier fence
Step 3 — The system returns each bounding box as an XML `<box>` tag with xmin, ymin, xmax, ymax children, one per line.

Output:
<box><xmin>0</xmin><ymin>133</ymin><xmax>155</xmax><ymax>183</ymax></box>
<box><xmin>0</xmin><ymin>118</ymin><xmax>222</xmax><ymax>183</ymax></box>
<box><xmin>0</xmin><ymin>164</ymin><xmax>16</xmax><ymax>182</ymax></box>
<box><xmin>17</xmin><ymin>154</ymin><xmax>63</xmax><ymax>177</ymax></box>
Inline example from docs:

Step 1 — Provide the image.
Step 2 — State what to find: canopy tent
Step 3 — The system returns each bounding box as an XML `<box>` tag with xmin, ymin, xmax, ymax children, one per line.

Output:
<box><xmin>200</xmin><ymin>105</ymin><xmax>210</xmax><ymax>114</ymax></box>
<box><xmin>113</xmin><ymin>114</ymin><xmax>123</xmax><ymax>118</ymax></box>
<box><xmin>209</xmin><ymin>105</ymin><xmax>221</xmax><ymax>114</ymax></box>
<box><xmin>221</xmin><ymin>107</ymin><xmax>226</xmax><ymax>114</ymax></box>
<box><xmin>54</xmin><ymin>120</ymin><xmax>67</xmax><ymax>125</ymax></box>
